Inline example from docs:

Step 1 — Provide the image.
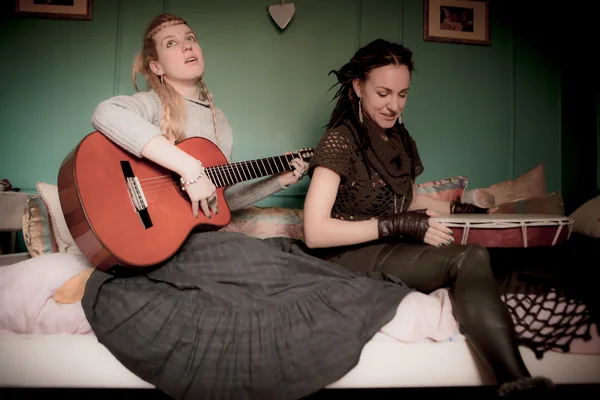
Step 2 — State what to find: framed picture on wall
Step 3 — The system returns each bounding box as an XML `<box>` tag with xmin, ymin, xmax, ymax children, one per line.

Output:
<box><xmin>424</xmin><ymin>0</ymin><xmax>490</xmax><ymax>46</ymax></box>
<box><xmin>14</xmin><ymin>0</ymin><xmax>93</xmax><ymax>21</ymax></box>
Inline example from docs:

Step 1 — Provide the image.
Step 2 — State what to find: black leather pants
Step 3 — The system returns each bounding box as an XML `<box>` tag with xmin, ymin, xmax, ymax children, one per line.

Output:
<box><xmin>329</xmin><ymin>242</ymin><xmax>531</xmax><ymax>385</ymax></box>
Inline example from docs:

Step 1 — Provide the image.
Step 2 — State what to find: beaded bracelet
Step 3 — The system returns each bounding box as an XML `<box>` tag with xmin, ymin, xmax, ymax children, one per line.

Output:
<box><xmin>180</xmin><ymin>161</ymin><xmax>205</xmax><ymax>191</ymax></box>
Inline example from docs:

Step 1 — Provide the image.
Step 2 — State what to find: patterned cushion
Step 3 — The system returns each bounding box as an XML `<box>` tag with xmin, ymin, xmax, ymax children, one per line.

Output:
<box><xmin>219</xmin><ymin>206</ymin><xmax>304</xmax><ymax>240</ymax></box>
<box><xmin>416</xmin><ymin>176</ymin><xmax>469</xmax><ymax>202</ymax></box>
<box><xmin>21</xmin><ymin>195</ymin><xmax>58</xmax><ymax>258</ymax></box>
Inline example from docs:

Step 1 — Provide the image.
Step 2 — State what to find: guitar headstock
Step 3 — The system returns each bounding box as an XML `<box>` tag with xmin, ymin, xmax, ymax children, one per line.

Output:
<box><xmin>295</xmin><ymin>148</ymin><xmax>314</xmax><ymax>163</ymax></box>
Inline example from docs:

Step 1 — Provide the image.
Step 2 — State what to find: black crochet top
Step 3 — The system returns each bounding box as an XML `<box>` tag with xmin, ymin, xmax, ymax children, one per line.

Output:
<box><xmin>308</xmin><ymin>118</ymin><xmax>424</xmax><ymax>222</ymax></box>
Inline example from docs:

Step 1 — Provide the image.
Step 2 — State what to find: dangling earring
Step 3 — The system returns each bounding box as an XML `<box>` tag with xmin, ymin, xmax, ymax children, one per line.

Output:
<box><xmin>358</xmin><ymin>98</ymin><xmax>364</xmax><ymax>123</ymax></box>
<box><xmin>160</xmin><ymin>74</ymin><xmax>164</xmax><ymax>85</ymax></box>
<box><xmin>398</xmin><ymin>113</ymin><xmax>402</xmax><ymax>125</ymax></box>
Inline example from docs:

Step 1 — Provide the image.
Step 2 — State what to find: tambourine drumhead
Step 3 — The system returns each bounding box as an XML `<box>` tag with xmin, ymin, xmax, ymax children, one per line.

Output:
<box><xmin>433</xmin><ymin>214</ymin><xmax>574</xmax><ymax>248</ymax></box>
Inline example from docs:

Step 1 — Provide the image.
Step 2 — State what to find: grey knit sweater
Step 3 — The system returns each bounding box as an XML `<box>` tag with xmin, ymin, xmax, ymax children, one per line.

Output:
<box><xmin>91</xmin><ymin>90</ymin><xmax>285</xmax><ymax>212</ymax></box>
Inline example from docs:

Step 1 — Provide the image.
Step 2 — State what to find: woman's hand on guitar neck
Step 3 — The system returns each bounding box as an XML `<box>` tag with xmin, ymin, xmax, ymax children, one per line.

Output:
<box><xmin>277</xmin><ymin>154</ymin><xmax>309</xmax><ymax>187</ymax></box>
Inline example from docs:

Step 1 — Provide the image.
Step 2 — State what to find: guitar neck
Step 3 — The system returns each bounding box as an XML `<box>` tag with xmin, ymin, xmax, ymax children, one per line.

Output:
<box><xmin>205</xmin><ymin>154</ymin><xmax>297</xmax><ymax>188</ymax></box>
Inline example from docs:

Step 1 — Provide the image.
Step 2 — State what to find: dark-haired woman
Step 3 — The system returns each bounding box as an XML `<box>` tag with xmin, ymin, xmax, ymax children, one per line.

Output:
<box><xmin>303</xmin><ymin>38</ymin><xmax>554</xmax><ymax>398</ymax></box>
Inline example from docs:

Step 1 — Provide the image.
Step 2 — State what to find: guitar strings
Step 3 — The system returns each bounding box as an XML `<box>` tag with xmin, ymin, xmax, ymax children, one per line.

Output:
<box><xmin>136</xmin><ymin>155</ymin><xmax>299</xmax><ymax>196</ymax></box>
<box><xmin>136</xmin><ymin>155</ymin><xmax>298</xmax><ymax>184</ymax></box>
<box><xmin>137</xmin><ymin>154</ymin><xmax>297</xmax><ymax>183</ymax></box>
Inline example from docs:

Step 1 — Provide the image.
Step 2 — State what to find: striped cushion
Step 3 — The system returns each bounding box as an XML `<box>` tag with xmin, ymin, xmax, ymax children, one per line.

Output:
<box><xmin>21</xmin><ymin>195</ymin><xmax>58</xmax><ymax>257</ymax></box>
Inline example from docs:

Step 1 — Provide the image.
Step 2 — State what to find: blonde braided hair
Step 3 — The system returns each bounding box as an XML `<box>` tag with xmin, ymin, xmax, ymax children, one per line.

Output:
<box><xmin>132</xmin><ymin>13</ymin><xmax>219</xmax><ymax>145</ymax></box>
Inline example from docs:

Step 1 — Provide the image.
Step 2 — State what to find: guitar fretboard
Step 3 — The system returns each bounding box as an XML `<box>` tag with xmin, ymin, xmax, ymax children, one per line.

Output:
<box><xmin>205</xmin><ymin>154</ymin><xmax>300</xmax><ymax>188</ymax></box>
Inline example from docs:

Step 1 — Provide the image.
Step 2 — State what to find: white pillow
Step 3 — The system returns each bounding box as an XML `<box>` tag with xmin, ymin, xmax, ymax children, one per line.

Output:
<box><xmin>0</xmin><ymin>252</ymin><xmax>93</xmax><ymax>334</ymax></box>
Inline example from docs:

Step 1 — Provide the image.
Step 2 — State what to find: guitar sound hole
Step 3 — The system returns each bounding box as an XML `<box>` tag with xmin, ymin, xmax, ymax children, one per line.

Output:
<box><xmin>172</xmin><ymin>173</ymin><xmax>192</xmax><ymax>203</ymax></box>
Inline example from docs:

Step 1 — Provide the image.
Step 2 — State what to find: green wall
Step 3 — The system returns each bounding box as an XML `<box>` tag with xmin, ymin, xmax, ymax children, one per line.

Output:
<box><xmin>0</xmin><ymin>0</ymin><xmax>588</xmax><ymax>210</ymax></box>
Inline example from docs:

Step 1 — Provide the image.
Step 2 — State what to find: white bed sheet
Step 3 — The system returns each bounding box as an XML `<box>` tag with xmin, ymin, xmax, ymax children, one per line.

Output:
<box><xmin>1</xmin><ymin>332</ymin><xmax>599</xmax><ymax>389</ymax></box>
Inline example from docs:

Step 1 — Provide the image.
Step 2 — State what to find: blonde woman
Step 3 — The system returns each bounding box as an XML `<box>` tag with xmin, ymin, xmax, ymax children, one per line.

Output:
<box><xmin>90</xmin><ymin>18</ymin><xmax>307</xmax><ymax>217</ymax></box>
<box><xmin>80</xmin><ymin>13</ymin><xmax>460</xmax><ymax>400</ymax></box>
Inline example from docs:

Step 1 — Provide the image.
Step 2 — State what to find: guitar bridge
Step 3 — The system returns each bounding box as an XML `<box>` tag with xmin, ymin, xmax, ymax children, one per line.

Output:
<box><xmin>120</xmin><ymin>161</ymin><xmax>153</xmax><ymax>229</ymax></box>
<box><xmin>126</xmin><ymin>176</ymin><xmax>148</xmax><ymax>212</ymax></box>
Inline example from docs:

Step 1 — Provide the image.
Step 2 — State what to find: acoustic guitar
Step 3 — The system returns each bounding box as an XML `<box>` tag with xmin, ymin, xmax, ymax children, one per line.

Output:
<box><xmin>57</xmin><ymin>131</ymin><xmax>313</xmax><ymax>274</ymax></box>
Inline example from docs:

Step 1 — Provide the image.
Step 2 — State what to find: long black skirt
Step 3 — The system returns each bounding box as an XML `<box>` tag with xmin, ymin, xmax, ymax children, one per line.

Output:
<box><xmin>81</xmin><ymin>231</ymin><xmax>411</xmax><ymax>400</ymax></box>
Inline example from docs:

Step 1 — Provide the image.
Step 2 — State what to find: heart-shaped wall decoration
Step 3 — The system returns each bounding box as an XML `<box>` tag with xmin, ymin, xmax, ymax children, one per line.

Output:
<box><xmin>268</xmin><ymin>2</ymin><xmax>296</xmax><ymax>30</ymax></box>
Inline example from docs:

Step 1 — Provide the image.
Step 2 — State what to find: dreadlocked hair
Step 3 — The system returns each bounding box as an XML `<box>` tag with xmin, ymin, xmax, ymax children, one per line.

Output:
<box><xmin>132</xmin><ymin>13</ymin><xmax>218</xmax><ymax>144</ymax></box>
<box><xmin>326</xmin><ymin>38</ymin><xmax>417</xmax><ymax>175</ymax></box>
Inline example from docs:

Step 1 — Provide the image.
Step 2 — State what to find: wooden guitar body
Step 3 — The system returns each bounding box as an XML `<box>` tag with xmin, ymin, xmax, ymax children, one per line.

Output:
<box><xmin>57</xmin><ymin>131</ymin><xmax>312</xmax><ymax>274</ymax></box>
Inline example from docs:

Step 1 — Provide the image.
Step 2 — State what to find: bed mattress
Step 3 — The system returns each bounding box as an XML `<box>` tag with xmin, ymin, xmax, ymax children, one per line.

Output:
<box><xmin>1</xmin><ymin>332</ymin><xmax>599</xmax><ymax>389</ymax></box>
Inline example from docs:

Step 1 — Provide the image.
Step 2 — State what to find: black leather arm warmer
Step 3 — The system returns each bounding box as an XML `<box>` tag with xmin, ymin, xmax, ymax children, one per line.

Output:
<box><xmin>377</xmin><ymin>211</ymin><xmax>430</xmax><ymax>241</ymax></box>
<box><xmin>450</xmin><ymin>200</ymin><xmax>488</xmax><ymax>214</ymax></box>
